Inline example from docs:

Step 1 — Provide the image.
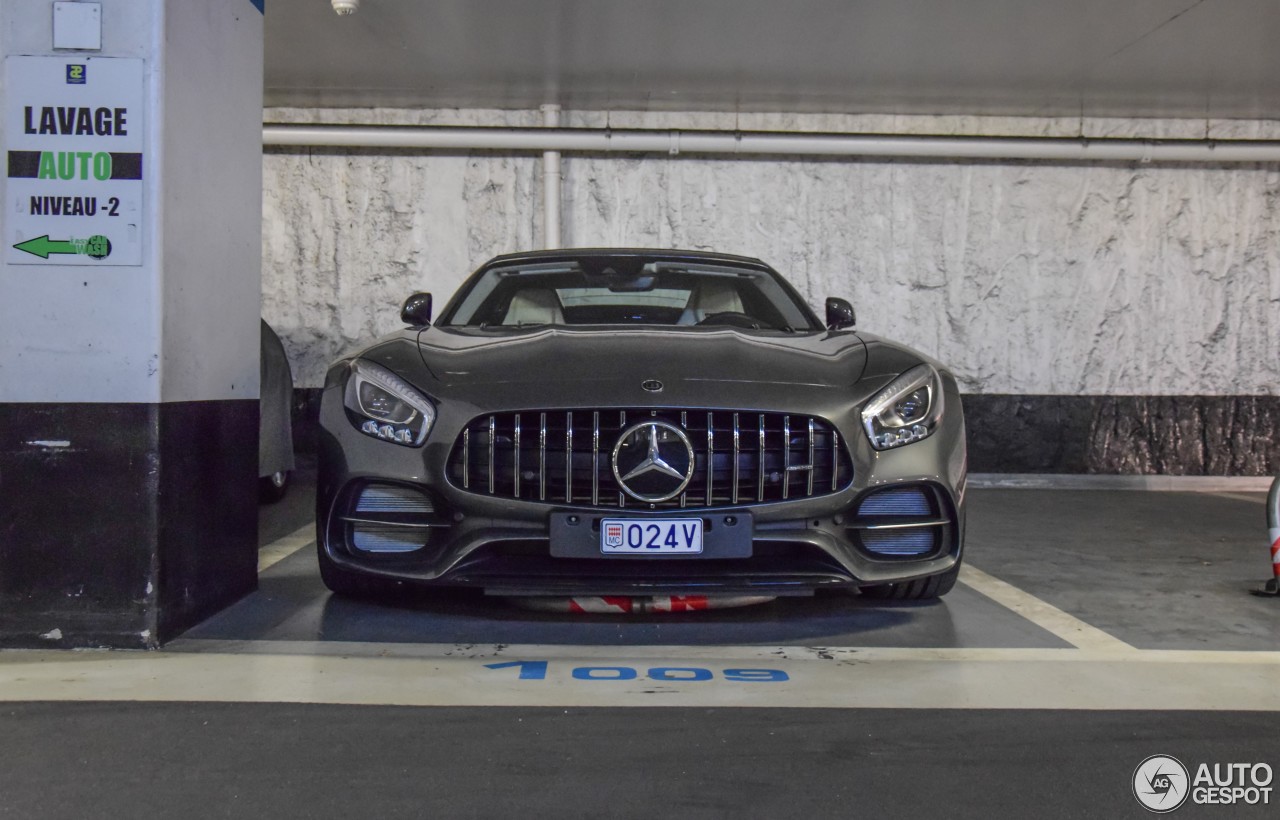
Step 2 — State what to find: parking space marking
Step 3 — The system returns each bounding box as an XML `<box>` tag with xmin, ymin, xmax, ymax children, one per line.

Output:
<box><xmin>258</xmin><ymin>525</ymin><xmax>314</xmax><ymax>572</ymax></box>
<box><xmin>0</xmin><ymin>645</ymin><xmax>1277</xmax><ymax>711</ymax></box>
<box><xmin>1211</xmin><ymin>492</ymin><xmax>1268</xmax><ymax>505</ymax></box>
<box><xmin>959</xmin><ymin>565</ymin><xmax>1135</xmax><ymax>652</ymax></box>
<box><xmin>163</xmin><ymin>639</ymin><xmax>1280</xmax><ymax>666</ymax></box>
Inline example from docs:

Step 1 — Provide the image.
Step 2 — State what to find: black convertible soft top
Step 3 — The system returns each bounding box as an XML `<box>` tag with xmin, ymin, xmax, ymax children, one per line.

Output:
<box><xmin>481</xmin><ymin>247</ymin><xmax>773</xmax><ymax>272</ymax></box>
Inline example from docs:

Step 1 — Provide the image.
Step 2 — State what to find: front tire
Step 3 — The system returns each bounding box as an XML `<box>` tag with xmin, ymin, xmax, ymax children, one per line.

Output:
<box><xmin>860</xmin><ymin>560</ymin><xmax>961</xmax><ymax>600</ymax></box>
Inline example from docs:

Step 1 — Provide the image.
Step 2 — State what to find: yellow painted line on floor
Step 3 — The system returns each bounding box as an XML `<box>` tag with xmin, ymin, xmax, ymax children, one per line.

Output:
<box><xmin>959</xmin><ymin>565</ymin><xmax>1135</xmax><ymax>652</ymax></box>
<box><xmin>162</xmin><ymin>640</ymin><xmax>1280</xmax><ymax>666</ymax></box>
<box><xmin>0</xmin><ymin>645</ymin><xmax>1278</xmax><ymax>710</ymax></box>
<box><xmin>258</xmin><ymin>524</ymin><xmax>314</xmax><ymax>572</ymax></box>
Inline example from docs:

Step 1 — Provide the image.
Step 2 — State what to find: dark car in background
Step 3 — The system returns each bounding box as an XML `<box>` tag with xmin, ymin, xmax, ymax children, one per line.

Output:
<box><xmin>260</xmin><ymin>320</ymin><xmax>295</xmax><ymax>502</ymax></box>
<box><xmin>315</xmin><ymin>249</ymin><xmax>967</xmax><ymax>601</ymax></box>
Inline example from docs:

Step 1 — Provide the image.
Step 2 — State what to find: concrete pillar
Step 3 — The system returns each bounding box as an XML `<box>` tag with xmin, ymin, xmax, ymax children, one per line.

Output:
<box><xmin>0</xmin><ymin>1</ymin><xmax>264</xmax><ymax>648</ymax></box>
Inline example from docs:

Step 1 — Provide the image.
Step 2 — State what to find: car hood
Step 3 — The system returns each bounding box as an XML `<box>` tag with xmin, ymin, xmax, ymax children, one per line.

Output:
<box><xmin>414</xmin><ymin>326</ymin><xmax>868</xmax><ymax>389</ymax></box>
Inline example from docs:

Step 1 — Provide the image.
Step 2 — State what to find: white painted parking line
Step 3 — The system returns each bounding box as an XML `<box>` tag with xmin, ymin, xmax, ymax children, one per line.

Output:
<box><xmin>959</xmin><ymin>565</ymin><xmax>1135</xmax><ymax>652</ymax></box>
<box><xmin>165</xmin><ymin>640</ymin><xmax>1280</xmax><ymax>666</ymax></box>
<box><xmin>0</xmin><ymin>644</ymin><xmax>1277</xmax><ymax>710</ymax></box>
<box><xmin>257</xmin><ymin>525</ymin><xmax>314</xmax><ymax>572</ymax></box>
<box><xmin>1211</xmin><ymin>492</ymin><xmax>1268</xmax><ymax>504</ymax></box>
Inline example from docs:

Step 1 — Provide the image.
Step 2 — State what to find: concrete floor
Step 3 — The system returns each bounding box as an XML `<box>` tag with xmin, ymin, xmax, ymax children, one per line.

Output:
<box><xmin>1</xmin><ymin>462</ymin><xmax>1278</xmax><ymax>818</ymax></box>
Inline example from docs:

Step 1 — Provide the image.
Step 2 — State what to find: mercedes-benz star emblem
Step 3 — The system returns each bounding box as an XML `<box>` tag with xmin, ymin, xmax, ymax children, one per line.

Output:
<box><xmin>611</xmin><ymin>420</ymin><xmax>695</xmax><ymax>503</ymax></box>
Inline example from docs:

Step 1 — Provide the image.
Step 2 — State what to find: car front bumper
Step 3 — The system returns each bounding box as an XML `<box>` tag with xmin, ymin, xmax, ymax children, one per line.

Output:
<box><xmin>316</xmin><ymin>376</ymin><xmax>967</xmax><ymax>596</ymax></box>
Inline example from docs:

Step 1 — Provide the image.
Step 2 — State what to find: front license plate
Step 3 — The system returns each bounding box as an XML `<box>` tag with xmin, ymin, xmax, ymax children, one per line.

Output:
<box><xmin>600</xmin><ymin>519</ymin><xmax>703</xmax><ymax>555</ymax></box>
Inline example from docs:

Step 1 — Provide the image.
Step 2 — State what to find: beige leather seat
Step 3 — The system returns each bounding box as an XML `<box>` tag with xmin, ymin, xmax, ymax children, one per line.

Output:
<box><xmin>503</xmin><ymin>289</ymin><xmax>564</xmax><ymax>325</ymax></box>
<box><xmin>679</xmin><ymin>281</ymin><xmax>745</xmax><ymax>324</ymax></box>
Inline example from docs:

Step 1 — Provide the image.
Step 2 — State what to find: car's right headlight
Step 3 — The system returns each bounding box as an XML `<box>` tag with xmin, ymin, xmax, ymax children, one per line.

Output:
<box><xmin>861</xmin><ymin>363</ymin><xmax>944</xmax><ymax>451</ymax></box>
<box><xmin>343</xmin><ymin>359</ymin><xmax>435</xmax><ymax>446</ymax></box>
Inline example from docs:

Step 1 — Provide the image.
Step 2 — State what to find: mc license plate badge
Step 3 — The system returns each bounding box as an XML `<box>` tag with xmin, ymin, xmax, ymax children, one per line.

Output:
<box><xmin>600</xmin><ymin>518</ymin><xmax>703</xmax><ymax>555</ymax></box>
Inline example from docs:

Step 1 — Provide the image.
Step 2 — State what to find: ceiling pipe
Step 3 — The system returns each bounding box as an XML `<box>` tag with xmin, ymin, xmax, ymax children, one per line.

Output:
<box><xmin>262</xmin><ymin>123</ymin><xmax>1280</xmax><ymax>164</ymax></box>
<box><xmin>539</xmin><ymin>104</ymin><xmax>562</xmax><ymax>249</ymax></box>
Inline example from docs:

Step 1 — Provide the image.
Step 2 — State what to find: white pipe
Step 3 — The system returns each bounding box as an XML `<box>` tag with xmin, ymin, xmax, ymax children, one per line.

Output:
<box><xmin>262</xmin><ymin>123</ymin><xmax>1280</xmax><ymax>163</ymax></box>
<box><xmin>540</xmin><ymin>105</ymin><xmax>562</xmax><ymax>249</ymax></box>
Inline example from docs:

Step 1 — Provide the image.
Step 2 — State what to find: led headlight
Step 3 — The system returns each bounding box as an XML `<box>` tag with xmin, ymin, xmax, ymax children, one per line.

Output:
<box><xmin>861</xmin><ymin>364</ymin><xmax>944</xmax><ymax>451</ymax></box>
<box><xmin>343</xmin><ymin>359</ymin><xmax>435</xmax><ymax>446</ymax></box>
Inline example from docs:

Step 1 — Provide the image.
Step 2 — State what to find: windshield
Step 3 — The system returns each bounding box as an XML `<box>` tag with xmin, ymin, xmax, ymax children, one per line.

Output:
<box><xmin>440</xmin><ymin>256</ymin><xmax>820</xmax><ymax>331</ymax></box>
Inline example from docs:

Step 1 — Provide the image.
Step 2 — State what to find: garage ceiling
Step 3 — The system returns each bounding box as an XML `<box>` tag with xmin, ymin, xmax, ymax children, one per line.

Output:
<box><xmin>265</xmin><ymin>0</ymin><xmax>1280</xmax><ymax>121</ymax></box>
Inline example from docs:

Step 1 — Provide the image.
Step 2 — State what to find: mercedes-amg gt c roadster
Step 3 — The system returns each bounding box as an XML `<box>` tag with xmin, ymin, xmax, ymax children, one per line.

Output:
<box><xmin>316</xmin><ymin>249</ymin><xmax>967</xmax><ymax>601</ymax></box>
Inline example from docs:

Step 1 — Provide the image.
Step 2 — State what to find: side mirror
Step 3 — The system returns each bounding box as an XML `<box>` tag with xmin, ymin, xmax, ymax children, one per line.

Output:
<box><xmin>825</xmin><ymin>297</ymin><xmax>855</xmax><ymax>330</ymax></box>
<box><xmin>401</xmin><ymin>292</ymin><xmax>433</xmax><ymax>327</ymax></box>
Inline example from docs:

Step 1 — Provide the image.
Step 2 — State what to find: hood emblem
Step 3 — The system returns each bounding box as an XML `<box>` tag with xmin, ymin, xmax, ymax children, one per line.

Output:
<box><xmin>641</xmin><ymin>379</ymin><xmax>663</xmax><ymax>392</ymax></box>
<box><xmin>611</xmin><ymin>421</ymin><xmax>694</xmax><ymax>503</ymax></box>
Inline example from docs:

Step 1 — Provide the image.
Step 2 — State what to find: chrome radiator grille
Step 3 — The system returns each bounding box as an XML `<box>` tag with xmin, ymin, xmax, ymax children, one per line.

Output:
<box><xmin>446</xmin><ymin>409</ymin><xmax>853</xmax><ymax>510</ymax></box>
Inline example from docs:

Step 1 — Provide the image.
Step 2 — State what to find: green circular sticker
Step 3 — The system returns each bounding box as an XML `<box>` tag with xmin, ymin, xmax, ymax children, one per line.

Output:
<box><xmin>84</xmin><ymin>235</ymin><xmax>112</xmax><ymax>259</ymax></box>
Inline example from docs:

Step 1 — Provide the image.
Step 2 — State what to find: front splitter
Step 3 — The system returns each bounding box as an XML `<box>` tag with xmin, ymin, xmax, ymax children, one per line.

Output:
<box><xmin>504</xmin><ymin>594</ymin><xmax>777</xmax><ymax>614</ymax></box>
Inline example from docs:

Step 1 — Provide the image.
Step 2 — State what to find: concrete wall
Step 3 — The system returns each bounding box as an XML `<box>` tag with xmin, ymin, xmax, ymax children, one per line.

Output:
<box><xmin>261</xmin><ymin>108</ymin><xmax>1280</xmax><ymax>473</ymax></box>
<box><xmin>263</xmin><ymin>107</ymin><xmax>1280</xmax><ymax>393</ymax></box>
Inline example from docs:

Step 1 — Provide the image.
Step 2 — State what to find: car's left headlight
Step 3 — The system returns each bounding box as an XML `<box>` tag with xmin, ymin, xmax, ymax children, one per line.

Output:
<box><xmin>861</xmin><ymin>363</ymin><xmax>944</xmax><ymax>451</ymax></box>
<box><xmin>343</xmin><ymin>359</ymin><xmax>435</xmax><ymax>446</ymax></box>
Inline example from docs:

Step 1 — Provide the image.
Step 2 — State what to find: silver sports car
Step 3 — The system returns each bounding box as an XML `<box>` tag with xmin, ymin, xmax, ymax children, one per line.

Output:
<box><xmin>315</xmin><ymin>249</ymin><xmax>967</xmax><ymax>601</ymax></box>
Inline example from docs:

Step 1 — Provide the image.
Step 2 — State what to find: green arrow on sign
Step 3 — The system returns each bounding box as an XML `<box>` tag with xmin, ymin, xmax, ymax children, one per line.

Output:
<box><xmin>13</xmin><ymin>234</ymin><xmax>111</xmax><ymax>260</ymax></box>
<box><xmin>14</xmin><ymin>235</ymin><xmax>80</xmax><ymax>259</ymax></box>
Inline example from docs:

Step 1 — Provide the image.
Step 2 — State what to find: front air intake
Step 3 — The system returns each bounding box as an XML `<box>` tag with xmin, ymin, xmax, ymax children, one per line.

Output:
<box><xmin>338</xmin><ymin>482</ymin><xmax>446</xmax><ymax>554</ymax></box>
<box><xmin>848</xmin><ymin>485</ymin><xmax>951</xmax><ymax>559</ymax></box>
<box><xmin>446</xmin><ymin>408</ymin><xmax>853</xmax><ymax>510</ymax></box>
<box><xmin>355</xmin><ymin>484</ymin><xmax>435</xmax><ymax>515</ymax></box>
<box><xmin>351</xmin><ymin>523</ymin><xmax>430</xmax><ymax>553</ymax></box>
<box><xmin>859</xmin><ymin>528</ymin><xmax>936</xmax><ymax>557</ymax></box>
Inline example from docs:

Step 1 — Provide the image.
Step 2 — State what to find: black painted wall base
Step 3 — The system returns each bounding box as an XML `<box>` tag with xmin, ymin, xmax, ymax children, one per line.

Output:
<box><xmin>965</xmin><ymin>395</ymin><xmax>1280</xmax><ymax>474</ymax></box>
<box><xmin>287</xmin><ymin>389</ymin><xmax>1280</xmax><ymax>476</ymax></box>
<box><xmin>0</xmin><ymin>402</ymin><xmax>258</xmax><ymax>649</ymax></box>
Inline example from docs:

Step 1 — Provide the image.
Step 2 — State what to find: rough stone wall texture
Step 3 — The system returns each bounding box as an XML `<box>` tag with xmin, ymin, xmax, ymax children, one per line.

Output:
<box><xmin>964</xmin><ymin>395</ymin><xmax>1280</xmax><ymax>474</ymax></box>
<box><xmin>263</xmin><ymin>147</ymin><xmax>536</xmax><ymax>382</ymax></box>
<box><xmin>262</xmin><ymin>109</ymin><xmax>1280</xmax><ymax>399</ymax></box>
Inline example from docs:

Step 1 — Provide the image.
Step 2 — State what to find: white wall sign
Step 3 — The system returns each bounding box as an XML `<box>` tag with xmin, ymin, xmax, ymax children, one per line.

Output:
<box><xmin>4</xmin><ymin>55</ymin><xmax>144</xmax><ymax>266</ymax></box>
